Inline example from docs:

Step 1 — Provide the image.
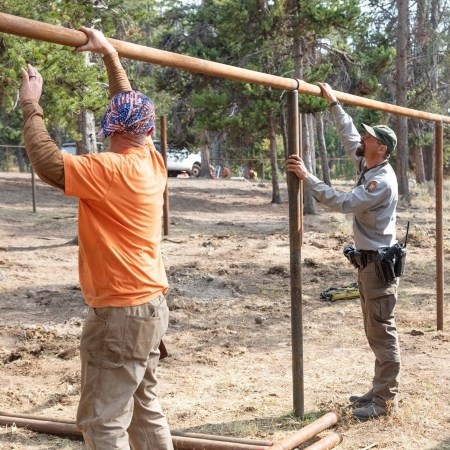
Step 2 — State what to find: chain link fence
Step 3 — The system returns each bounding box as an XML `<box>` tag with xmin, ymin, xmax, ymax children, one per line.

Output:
<box><xmin>0</xmin><ymin>145</ymin><xmax>356</xmax><ymax>182</ymax></box>
<box><xmin>210</xmin><ymin>157</ymin><xmax>356</xmax><ymax>181</ymax></box>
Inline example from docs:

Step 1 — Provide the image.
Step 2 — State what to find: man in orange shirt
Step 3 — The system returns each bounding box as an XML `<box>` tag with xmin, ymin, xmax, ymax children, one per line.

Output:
<box><xmin>19</xmin><ymin>28</ymin><xmax>173</xmax><ymax>449</ymax></box>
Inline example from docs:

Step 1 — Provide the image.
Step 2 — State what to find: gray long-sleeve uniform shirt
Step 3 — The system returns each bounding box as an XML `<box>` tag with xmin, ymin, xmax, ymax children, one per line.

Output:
<box><xmin>304</xmin><ymin>105</ymin><xmax>398</xmax><ymax>251</ymax></box>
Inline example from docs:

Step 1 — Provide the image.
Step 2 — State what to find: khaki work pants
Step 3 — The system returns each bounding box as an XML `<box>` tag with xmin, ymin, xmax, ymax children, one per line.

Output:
<box><xmin>77</xmin><ymin>295</ymin><xmax>173</xmax><ymax>450</ymax></box>
<box><xmin>358</xmin><ymin>261</ymin><xmax>401</xmax><ymax>408</ymax></box>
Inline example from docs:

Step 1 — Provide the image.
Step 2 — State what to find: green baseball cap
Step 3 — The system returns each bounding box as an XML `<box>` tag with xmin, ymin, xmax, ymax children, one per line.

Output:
<box><xmin>362</xmin><ymin>123</ymin><xmax>397</xmax><ymax>153</ymax></box>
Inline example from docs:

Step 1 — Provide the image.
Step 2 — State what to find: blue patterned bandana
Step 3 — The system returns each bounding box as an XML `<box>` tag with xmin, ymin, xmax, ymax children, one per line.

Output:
<box><xmin>98</xmin><ymin>90</ymin><xmax>155</xmax><ymax>137</ymax></box>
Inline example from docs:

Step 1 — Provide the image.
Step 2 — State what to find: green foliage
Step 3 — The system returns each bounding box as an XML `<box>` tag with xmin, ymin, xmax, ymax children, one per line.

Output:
<box><xmin>0</xmin><ymin>0</ymin><xmax>164</xmax><ymax>145</ymax></box>
<box><xmin>298</xmin><ymin>0</ymin><xmax>361</xmax><ymax>37</ymax></box>
<box><xmin>351</xmin><ymin>47</ymin><xmax>396</xmax><ymax>98</ymax></box>
<box><xmin>0</xmin><ymin>36</ymin><xmax>108</xmax><ymax>140</ymax></box>
<box><xmin>152</xmin><ymin>0</ymin><xmax>289</xmax><ymax>158</ymax></box>
<box><xmin>0</xmin><ymin>107</ymin><xmax>23</xmax><ymax>145</ymax></box>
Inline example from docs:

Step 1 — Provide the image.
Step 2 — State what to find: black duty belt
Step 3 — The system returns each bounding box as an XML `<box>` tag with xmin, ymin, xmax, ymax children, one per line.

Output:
<box><xmin>358</xmin><ymin>250</ymin><xmax>379</xmax><ymax>264</ymax></box>
<box><xmin>343</xmin><ymin>246</ymin><xmax>379</xmax><ymax>269</ymax></box>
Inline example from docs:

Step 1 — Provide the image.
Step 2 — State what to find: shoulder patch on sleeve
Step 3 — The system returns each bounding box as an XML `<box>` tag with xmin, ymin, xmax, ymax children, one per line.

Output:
<box><xmin>365</xmin><ymin>180</ymin><xmax>377</xmax><ymax>192</ymax></box>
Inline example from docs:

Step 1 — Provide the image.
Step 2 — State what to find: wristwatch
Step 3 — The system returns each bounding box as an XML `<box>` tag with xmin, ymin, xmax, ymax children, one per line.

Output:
<box><xmin>329</xmin><ymin>100</ymin><xmax>341</xmax><ymax>107</ymax></box>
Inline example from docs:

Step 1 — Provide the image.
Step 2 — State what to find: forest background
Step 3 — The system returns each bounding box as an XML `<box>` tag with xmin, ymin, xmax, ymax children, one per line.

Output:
<box><xmin>1</xmin><ymin>0</ymin><xmax>450</xmax><ymax>207</ymax></box>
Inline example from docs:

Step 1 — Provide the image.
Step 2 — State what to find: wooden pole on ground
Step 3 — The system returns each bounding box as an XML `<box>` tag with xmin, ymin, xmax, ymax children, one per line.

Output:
<box><xmin>302</xmin><ymin>432</ymin><xmax>343</xmax><ymax>450</ymax></box>
<box><xmin>0</xmin><ymin>414</ymin><xmax>82</xmax><ymax>438</ymax></box>
<box><xmin>0</xmin><ymin>411</ymin><xmax>341</xmax><ymax>449</ymax></box>
<box><xmin>270</xmin><ymin>412</ymin><xmax>341</xmax><ymax>450</ymax></box>
<box><xmin>0</xmin><ymin>414</ymin><xmax>270</xmax><ymax>449</ymax></box>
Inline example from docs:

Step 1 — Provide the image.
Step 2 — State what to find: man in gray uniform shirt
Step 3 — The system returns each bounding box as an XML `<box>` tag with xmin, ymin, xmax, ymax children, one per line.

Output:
<box><xmin>286</xmin><ymin>82</ymin><xmax>401</xmax><ymax>420</ymax></box>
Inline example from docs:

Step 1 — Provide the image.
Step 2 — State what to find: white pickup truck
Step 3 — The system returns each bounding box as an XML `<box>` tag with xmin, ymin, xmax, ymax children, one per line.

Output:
<box><xmin>153</xmin><ymin>140</ymin><xmax>201</xmax><ymax>177</ymax></box>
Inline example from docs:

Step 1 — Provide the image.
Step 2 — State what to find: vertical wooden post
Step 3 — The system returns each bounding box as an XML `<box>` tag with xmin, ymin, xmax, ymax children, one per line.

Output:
<box><xmin>434</xmin><ymin>121</ymin><xmax>444</xmax><ymax>331</ymax></box>
<box><xmin>287</xmin><ymin>90</ymin><xmax>304</xmax><ymax>417</ymax></box>
<box><xmin>160</xmin><ymin>116</ymin><xmax>169</xmax><ymax>236</ymax></box>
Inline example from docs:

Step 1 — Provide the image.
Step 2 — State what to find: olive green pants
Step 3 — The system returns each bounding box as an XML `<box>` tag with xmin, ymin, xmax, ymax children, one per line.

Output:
<box><xmin>358</xmin><ymin>261</ymin><xmax>401</xmax><ymax>408</ymax></box>
<box><xmin>77</xmin><ymin>295</ymin><xmax>173</xmax><ymax>450</ymax></box>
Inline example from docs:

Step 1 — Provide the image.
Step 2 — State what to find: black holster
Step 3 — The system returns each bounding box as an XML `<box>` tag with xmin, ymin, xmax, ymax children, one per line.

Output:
<box><xmin>343</xmin><ymin>245</ymin><xmax>359</xmax><ymax>268</ymax></box>
<box><xmin>375</xmin><ymin>244</ymin><xmax>407</xmax><ymax>282</ymax></box>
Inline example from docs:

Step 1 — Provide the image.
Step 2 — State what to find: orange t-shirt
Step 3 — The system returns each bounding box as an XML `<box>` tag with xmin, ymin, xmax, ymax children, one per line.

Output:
<box><xmin>62</xmin><ymin>142</ymin><xmax>168</xmax><ymax>308</ymax></box>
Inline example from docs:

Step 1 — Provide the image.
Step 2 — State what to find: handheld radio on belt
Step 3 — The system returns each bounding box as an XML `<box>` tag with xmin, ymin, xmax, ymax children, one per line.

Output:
<box><xmin>376</xmin><ymin>221</ymin><xmax>409</xmax><ymax>282</ymax></box>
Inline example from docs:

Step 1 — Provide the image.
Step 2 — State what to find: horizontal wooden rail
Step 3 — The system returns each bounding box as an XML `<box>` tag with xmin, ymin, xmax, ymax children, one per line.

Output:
<box><xmin>296</xmin><ymin>81</ymin><xmax>450</xmax><ymax>122</ymax></box>
<box><xmin>1</xmin><ymin>12</ymin><xmax>450</xmax><ymax>123</ymax></box>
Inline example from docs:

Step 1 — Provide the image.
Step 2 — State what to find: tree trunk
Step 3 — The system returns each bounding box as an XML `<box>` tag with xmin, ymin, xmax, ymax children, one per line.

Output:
<box><xmin>307</xmin><ymin>114</ymin><xmax>316</xmax><ymax>176</ymax></box>
<box><xmin>17</xmin><ymin>148</ymin><xmax>26</xmax><ymax>173</ymax></box>
<box><xmin>316</xmin><ymin>113</ymin><xmax>331</xmax><ymax>186</ymax></box>
<box><xmin>269</xmin><ymin>115</ymin><xmax>281</xmax><ymax>204</ymax></box>
<box><xmin>291</xmin><ymin>28</ymin><xmax>318</xmax><ymax>215</ymax></box>
<box><xmin>199</xmin><ymin>146</ymin><xmax>211</xmax><ymax>178</ymax></box>
<box><xmin>280</xmin><ymin>108</ymin><xmax>288</xmax><ymax>160</ymax></box>
<box><xmin>423</xmin><ymin>143</ymin><xmax>435</xmax><ymax>181</ymax></box>
<box><xmin>413</xmin><ymin>145</ymin><xmax>426</xmax><ymax>184</ymax></box>
<box><xmin>395</xmin><ymin>0</ymin><xmax>410</xmax><ymax>203</ymax></box>
<box><xmin>302</xmin><ymin>113</ymin><xmax>319</xmax><ymax>214</ymax></box>
<box><xmin>410</xmin><ymin>0</ymin><xmax>427</xmax><ymax>185</ymax></box>
<box><xmin>208</xmin><ymin>130</ymin><xmax>222</xmax><ymax>165</ymax></box>
<box><xmin>199</xmin><ymin>130</ymin><xmax>212</xmax><ymax>178</ymax></box>
<box><xmin>77</xmin><ymin>110</ymin><xmax>97</xmax><ymax>155</ymax></box>
<box><xmin>430</xmin><ymin>0</ymin><xmax>439</xmax><ymax>91</ymax></box>
<box><xmin>77</xmin><ymin>53</ymin><xmax>98</xmax><ymax>155</ymax></box>
<box><xmin>428</xmin><ymin>0</ymin><xmax>439</xmax><ymax>183</ymax></box>
<box><xmin>410</xmin><ymin>120</ymin><xmax>426</xmax><ymax>183</ymax></box>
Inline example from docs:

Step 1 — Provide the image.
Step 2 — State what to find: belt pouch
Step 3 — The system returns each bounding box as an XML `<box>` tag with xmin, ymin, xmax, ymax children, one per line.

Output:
<box><xmin>375</xmin><ymin>257</ymin><xmax>396</xmax><ymax>282</ymax></box>
<box><xmin>394</xmin><ymin>247</ymin><xmax>407</xmax><ymax>277</ymax></box>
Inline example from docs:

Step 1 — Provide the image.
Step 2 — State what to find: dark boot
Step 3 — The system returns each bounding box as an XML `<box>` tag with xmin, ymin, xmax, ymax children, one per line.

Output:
<box><xmin>352</xmin><ymin>401</ymin><xmax>398</xmax><ymax>420</ymax></box>
<box><xmin>349</xmin><ymin>389</ymin><xmax>373</xmax><ymax>405</ymax></box>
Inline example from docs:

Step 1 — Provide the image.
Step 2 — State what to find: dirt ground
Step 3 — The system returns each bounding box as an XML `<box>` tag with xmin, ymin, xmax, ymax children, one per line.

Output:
<box><xmin>0</xmin><ymin>172</ymin><xmax>449</xmax><ymax>450</ymax></box>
